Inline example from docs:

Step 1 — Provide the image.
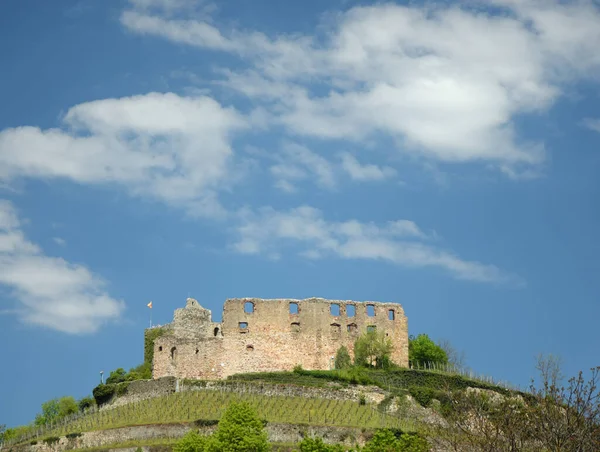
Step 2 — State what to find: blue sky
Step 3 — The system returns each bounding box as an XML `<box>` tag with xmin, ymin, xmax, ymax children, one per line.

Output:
<box><xmin>1</xmin><ymin>0</ymin><xmax>600</xmax><ymax>427</ymax></box>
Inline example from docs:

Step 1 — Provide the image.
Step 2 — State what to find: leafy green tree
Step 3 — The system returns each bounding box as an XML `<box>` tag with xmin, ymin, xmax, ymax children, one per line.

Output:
<box><xmin>354</xmin><ymin>331</ymin><xmax>393</xmax><ymax>368</ymax></box>
<box><xmin>207</xmin><ymin>401</ymin><xmax>270</xmax><ymax>452</ymax></box>
<box><xmin>173</xmin><ymin>430</ymin><xmax>209</xmax><ymax>452</ymax></box>
<box><xmin>334</xmin><ymin>346</ymin><xmax>352</xmax><ymax>370</ymax></box>
<box><xmin>298</xmin><ymin>436</ymin><xmax>345</xmax><ymax>451</ymax></box>
<box><xmin>408</xmin><ymin>334</ymin><xmax>448</xmax><ymax>366</ymax></box>
<box><xmin>34</xmin><ymin>396</ymin><xmax>79</xmax><ymax>426</ymax></box>
<box><xmin>106</xmin><ymin>368</ymin><xmax>128</xmax><ymax>384</ymax></box>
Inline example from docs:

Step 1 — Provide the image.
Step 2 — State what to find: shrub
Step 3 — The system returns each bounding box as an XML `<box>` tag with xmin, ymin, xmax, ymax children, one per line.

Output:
<box><xmin>298</xmin><ymin>436</ymin><xmax>345</xmax><ymax>451</ymax></box>
<box><xmin>334</xmin><ymin>346</ymin><xmax>352</xmax><ymax>370</ymax></box>
<box><xmin>78</xmin><ymin>396</ymin><xmax>96</xmax><ymax>412</ymax></box>
<box><xmin>362</xmin><ymin>429</ymin><xmax>428</xmax><ymax>452</ymax></box>
<box><xmin>173</xmin><ymin>430</ymin><xmax>209</xmax><ymax>452</ymax></box>
<box><xmin>66</xmin><ymin>432</ymin><xmax>82</xmax><ymax>439</ymax></box>
<box><xmin>106</xmin><ymin>368</ymin><xmax>128</xmax><ymax>385</ymax></box>
<box><xmin>43</xmin><ymin>436</ymin><xmax>60</xmax><ymax>445</ymax></box>
<box><xmin>92</xmin><ymin>383</ymin><xmax>116</xmax><ymax>406</ymax></box>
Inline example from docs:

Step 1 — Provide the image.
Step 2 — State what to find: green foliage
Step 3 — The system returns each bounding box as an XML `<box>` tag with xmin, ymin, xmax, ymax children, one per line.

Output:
<box><xmin>209</xmin><ymin>401</ymin><xmax>271</xmax><ymax>452</ymax></box>
<box><xmin>43</xmin><ymin>436</ymin><xmax>60</xmax><ymax>445</ymax></box>
<box><xmin>354</xmin><ymin>331</ymin><xmax>394</xmax><ymax>369</ymax></box>
<box><xmin>408</xmin><ymin>334</ymin><xmax>448</xmax><ymax>366</ymax></box>
<box><xmin>334</xmin><ymin>346</ymin><xmax>352</xmax><ymax>370</ymax></box>
<box><xmin>78</xmin><ymin>396</ymin><xmax>96</xmax><ymax>412</ymax></box>
<box><xmin>34</xmin><ymin>396</ymin><xmax>78</xmax><ymax>426</ymax></box>
<box><xmin>128</xmin><ymin>362</ymin><xmax>152</xmax><ymax>380</ymax></box>
<box><xmin>362</xmin><ymin>429</ymin><xmax>429</xmax><ymax>452</ymax></box>
<box><xmin>106</xmin><ymin>368</ymin><xmax>128</xmax><ymax>385</ymax></box>
<box><xmin>66</xmin><ymin>432</ymin><xmax>82</xmax><ymax>439</ymax></box>
<box><xmin>145</xmin><ymin>327</ymin><xmax>168</xmax><ymax>366</ymax></box>
<box><xmin>298</xmin><ymin>437</ymin><xmax>345</xmax><ymax>451</ymax></box>
<box><xmin>173</xmin><ymin>430</ymin><xmax>209</xmax><ymax>452</ymax></box>
<box><xmin>92</xmin><ymin>384</ymin><xmax>116</xmax><ymax>406</ymax></box>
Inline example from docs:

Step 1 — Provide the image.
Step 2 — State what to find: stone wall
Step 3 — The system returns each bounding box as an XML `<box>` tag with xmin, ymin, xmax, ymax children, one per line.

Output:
<box><xmin>11</xmin><ymin>423</ymin><xmax>374</xmax><ymax>452</ymax></box>
<box><xmin>152</xmin><ymin>297</ymin><xmax>408</xmax><ymax>380</ymax></box>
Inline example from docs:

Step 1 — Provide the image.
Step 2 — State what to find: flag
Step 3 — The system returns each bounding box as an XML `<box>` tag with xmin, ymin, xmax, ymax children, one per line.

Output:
<box><xmin>147</xmin><ymin>301</ymin><xmax>153</xmax><ymax>309</ymax></box>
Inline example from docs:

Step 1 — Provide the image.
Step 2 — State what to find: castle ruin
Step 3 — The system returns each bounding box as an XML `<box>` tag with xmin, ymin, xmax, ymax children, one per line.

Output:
<box><xmin>149</xmin><ymin>297</ymin><xmax>409</xmax><ymax>380</ymax></box>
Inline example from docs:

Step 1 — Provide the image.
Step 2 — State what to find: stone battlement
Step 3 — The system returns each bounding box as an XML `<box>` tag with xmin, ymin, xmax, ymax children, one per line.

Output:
<box><xmin>150</xmin><ymin>297</ymin><xmax>408</xmax><ymax>380</ymax></box>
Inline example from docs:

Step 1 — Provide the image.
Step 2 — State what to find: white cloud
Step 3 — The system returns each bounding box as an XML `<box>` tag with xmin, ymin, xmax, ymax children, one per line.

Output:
<box><xmin>232</xmin><ymin>206</ymin><xmax>513</xmax><ymax>283</ymax></box>
<box><xmin>120</xmin><ymin>0</ymin><xmax>600</xmax><ymax>177</ymax></box>
<box><xmin>269</xmin><ymin>142</ymin><xmax>335</xmax><ymax>192</ymax></box>
<box><xmin>0</xmin><ymin>200</ymin><xmax>123</xmax><ymax>334</ymax></box>
<box><xmin>340</xmin><ymin>153</ymin><xmax>396</xmax><ymax>182</ymax></box>
<box><xmin>0</xmin><ymin>92</ymin><xmax>246</xmax><ymax>217</ymax></box>
<box><xmin>53</xmin><ymin>237</ymin><xmax>66</xmax><ymax>246</ymax></box>
<box><xmin>582</xmin><ymin>118</ymin><xmax>600</xmax><ymax>133</ymax></box>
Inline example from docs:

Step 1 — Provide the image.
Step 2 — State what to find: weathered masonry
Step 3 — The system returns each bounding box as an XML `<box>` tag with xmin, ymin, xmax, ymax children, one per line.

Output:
<box><xmin>150</xmin><ymin>297</ymin><xmax>408</xmax><ymax>380</ymax></box>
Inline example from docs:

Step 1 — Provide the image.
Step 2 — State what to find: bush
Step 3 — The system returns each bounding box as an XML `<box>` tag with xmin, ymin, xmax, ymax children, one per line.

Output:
<box><xmin>362</xmin><ymin>429</ymin><xmax>428</xmax><ymax>452</ymax></box>
<box><xmin>106</xmin><ymin>368</ymin><xmax>128</xmax><ymax>385</ymax></box>
<box><xmin>43</xmin><ymin>436</ymin><xmax>60</xmax><ymax>445</ymax></box>
<box><xmin>334</xmin><ymin>346</ymin><xmax>352</xmax><ymax>370</ymax></box>
<box><xmin>173</xmin><ymin>430</ymin><xmax>209</xmax><ymax>452</ymax></box>
<box><xmin>66</xmin><ymin>432</ymin><xmax>82</xmax><ymax>439</ymax></box>
<box><xmin>298</xmin><ymin>436</ymin><xmax>345</xmax><ymax>451</ymax></box>
<box><xmin>92</xmin><ymin>384</ymin><xmax>116</xmax><ymax>406</ymax></box>
<box><xmin>78</xmin><ymin>395</ymin><xmax>96</xmax><ymax>412</ymax></box>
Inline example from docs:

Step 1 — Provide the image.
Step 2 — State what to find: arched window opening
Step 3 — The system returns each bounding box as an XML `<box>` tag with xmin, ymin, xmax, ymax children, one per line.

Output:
<box><xmin>289</xmin><ymin>302</ymin><xmax>299</xmax><ymax>314</ymax></box>
<box><xmin>330</xmin><ymin>323</ymin><xmax>341</xmax><ymax>336</ymax></box>
<box><xmin>170</xmin><ymin>346</ymin><xmax>177</xmax><ymax>360</ymax></box>
<box><xmin>214</xmin><ymin>327</ymin><xmax>220</xmax><ymax>337</ymax></box>
<box><xmin>158</xmin><ymin>346</ymin><xmax>163</xmax><ymax>351</ymax></box>
<box><xmin>244</xmin><ymin>302</ymin><xmax>255</xmax><ymax>313</ymax></box>
<box><xmin>346</xmin><ymin>305</ymin><xmax>356</xmax><ymax>317</ymax></box>
<box><xmin>366</xmin><ymin>304</ymin><xmax>376</xmax><ymax>317</ymax></box>
<box><xmin>291</xmin><ymin>322</ymin><xmax>300</xmax><ymax>333</ymax></box>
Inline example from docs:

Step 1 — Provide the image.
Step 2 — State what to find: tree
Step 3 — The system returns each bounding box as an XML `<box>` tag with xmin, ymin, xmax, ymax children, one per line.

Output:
<box><xmin>354</xmin><ymin>330</ymin><xmax>394</xmax><ymax>369</ymax></box>
<box><xmin>34</xmin><ymin>396</ymin><xmax>79</xmax><ymax>426</ymax></box>
<box><xmin>408</xmin><ymin>334</ymin><xmax>448</xmax><ymax>366</ymax></box>
<box><xmin>334</xmin><ymin>346</ymin><xmax>352</xmax><ymax>370</ymax></box>
<box><xmin>208</xmin><ymin>401</ymin><xmax>270</xmax><ymax>452</ymax></box>
<box><xmin>436</xmin><ymin>338</ymin><xmax>466</xmax><ymax>369</ymax></box>
<box><xmin>527</xmin><ymin>354</ymin><xmax>600</xmax><ymax>451</ymax></box>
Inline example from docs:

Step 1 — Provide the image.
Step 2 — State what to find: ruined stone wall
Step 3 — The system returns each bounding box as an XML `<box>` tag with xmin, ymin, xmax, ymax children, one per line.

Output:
<box><xmin>152</xmin><ymin>297</ymin><xmax>408</xmax><ymax>380</ymax></box>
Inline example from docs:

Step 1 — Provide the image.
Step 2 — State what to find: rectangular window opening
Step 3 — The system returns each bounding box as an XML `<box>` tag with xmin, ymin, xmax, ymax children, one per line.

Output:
<box><xmin>366</xmin><ymin>304</ymin><xmax>375</xmax><ymax>317</ymax></box>
<box><xmin>289</xmin><ymin>302</ymin><xmax>299</xmax><ymax>314</ymax></box>
<box><xmin>388</xmin><ymin>309</ymin><xmax>395</xmax><ymax>320</ymax></box>
<box><xmin>244</xmin><ymin>302</ymin><xmax>254</xmax><ymax>313</ymax></box>
<box><xmin>367</xmin><ymin>325</ymin><xmax>377</xmax><ymax>333</ymax></box>
<box><xmin>330</xmin><ymin>303</ymin><xmax>340</xmax><ymax>316</ymax></box>
<box><xmin>346</xmin><ymin>305</ymin><xmax>356</xmax><ymax>317</ymax></box>
<box><xmin>239</xmin><ymin>322</ymin><xmax>248</xmax><ymax>329</ymax></box>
